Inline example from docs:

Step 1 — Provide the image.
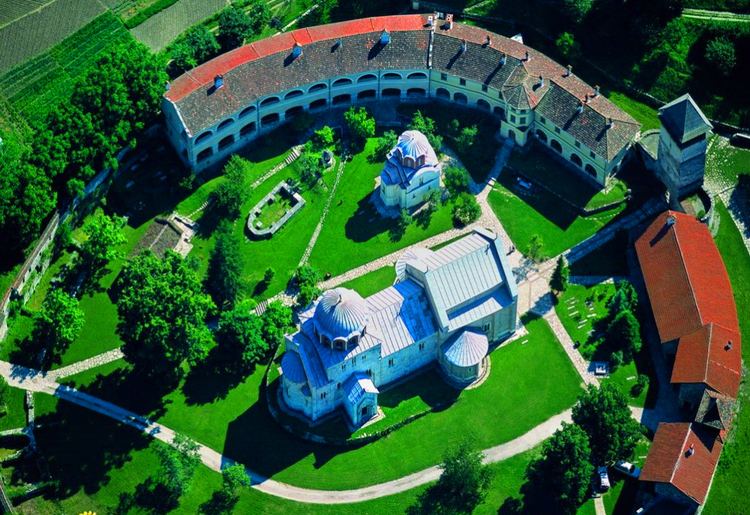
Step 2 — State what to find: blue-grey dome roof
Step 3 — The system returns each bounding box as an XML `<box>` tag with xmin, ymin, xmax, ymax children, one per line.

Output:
<box><xmin>313</xmin><ymin>288</ymin><xmax>369</xmax><ymax>340</ymax></box>
<box><xmin>394</xmin><ymin>130</ymin><xmax>438</xmax><ymax>166</ymax></box>
<box><xmin>442</xmin><ymin>329</ymin><xmax>488</xmax><ymax>367</ymax></box>
<box><xmin>281</xmin><ymin>351</ymin><xmax>306</xmax><ymax>384</ymax></box>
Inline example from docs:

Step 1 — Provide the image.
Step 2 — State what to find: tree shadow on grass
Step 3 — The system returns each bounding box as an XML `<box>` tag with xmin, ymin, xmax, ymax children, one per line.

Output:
<box><xmin>498</xmin><ymin>172</ymin><xmax>580</xmax><ymax>231</ymax></box>
<box><xmin>344</xmin><ymin>194</ymin><xmax>393</xmax><ymax>243</ymax></box>
<box><xmin>182</xmin><ymin>347</ymin><xmax>251</xmax><ymax>406</ymax></box>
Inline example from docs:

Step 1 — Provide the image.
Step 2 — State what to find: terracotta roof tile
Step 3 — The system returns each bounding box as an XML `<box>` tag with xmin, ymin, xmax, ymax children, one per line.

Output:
<box><xmin>640</xmin><ymin>422</ymin><xmax>723</xmax><ymax>505</ymax></box>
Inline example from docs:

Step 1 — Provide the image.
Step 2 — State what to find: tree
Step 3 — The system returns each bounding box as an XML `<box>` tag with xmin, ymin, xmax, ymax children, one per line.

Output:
<box><xmin>705</xmin><ymin>36</ymin><xmax>736</xmax><ymax>77</ymax></box>
<box><xmin>206</xmin><ymin>222</ymin><xmax>242</xmax><ymax>308</ymax></box>
<box><xmin>78</xmin><ymin>213</ymin><xmax>126</xmax><ymax>281</ymax></box>
<box><xmin>409</xmin><ymin>442</ymin><xmax>492</xmax><ymax>514</ymax></box>
<box><xmin>443</xmin><ymin>166</ymin><xmax>470</xmax><ymax>198</ymax></box>
<box><xmin>211</xmin><ymin>155</ymin><xmax>249</xmax><ymax>219</ymax></box>
<box><xmin>343</xmin><ymin>106</ymin><xmax>375</xmax><ymax>150</ymax></box>
<box><xmin>216</xmin><ymin>301</ymin><xmax>267</xmax><ymax>372</ymax></box>
<box><xmin>454</xmin><ymin>125</ymin><xmax>478</xmax><ymax>154</ymax></box>
<box><xmin>572</xmin><ymin>383</ymin><xmax>642</xmax><ymax>465</ymax></box>
<box><xmin>218</xmin><ymin>6</ymin><xmax>254</xmax><ymax>50</ymax></box>
<box><xmin>550</xmin><ymin>256</ymin><xmax>570</xmax><ymax>293</ymax></box>
<box><xmin>452</xmin><ymin>193</ymin><xmax>481</xmax><ymax>227</ymax></box>
<box><xmin>605</xmin><ymin>309</ymin><xmax>642</xmax><ymax>362</ymax></box>
<box><xmin>296</xmin><ymin>151</ymin><xmax>323</xmax><ymax>188</ymax></box>
<box><xmin>524</xmin><ymin>423</ymin><xmax>593</xmax><ymax>514</ymax></box>
<box><xmin>408</xmin><ymin>110</ymin><xmax>442</xmax><ymax>151</ymax></box>
<box><xmin>606</xmin><ymin>280</ymin><xmax>638</xmax><ymax>316</ymax></box>
<box><xmin>261</xmin><ymin>300</ymin><xmax>294</xmax><ymax>352</ymax></box>
<box><xmin>390</xmin><ymin>208</ymin><xmax>413</xmax><ymax>241</ymax></box>
<box><xmin>563</xmin><ymin>0</ymin><xmax>593</xmax><ymax>24</ymax></box>
<box><xmin>246</xmin><ymin>0</ymin><xmax>272</xmax><ymax>34</ymax></box>
<box><xmin>155</xmin><ymin>434</ymin><xmax>201</xmax><ymax>503</ymax></box>
<box><xmin>116</xmin><ymin>251</ymin><xmax>215</xmax><ymax>378</ymax></box>
<box><xmin>34</xmin><ymin>288</ymin><xmax>84</xmax><ymax>360</ymax></box>
<box><xmin>294</xmin><ymin>265</ymin><xmax>321</xmax><ymax>307</ymax></box>
<box><xmin>263</xmin><ymin>267</ymin><xmax>275</xmax><ymax>284</ymax></box>
<box><xmin>556</xmin><ymin>32</ymin><xmax>580</xmax><ymax>60</ymax></box>
<box><xmin>311</xmin><ymin>125</ymin><xmax>335</xmax><ymax>151</ymax></box>
<box><xmin>172</xmin><ymin>26</ymin><xmax>220</xmax><ymax>71</ymax></box>
<box><xmin>373</xmin><ymin>129</ymin><xmax>398</xmax><ymax>161</ymax></box>
<box><xmin>526</xmin><ymin>234</ymin><xmax>544</xmax><ymax>262</ymax></box>
<box><xmin>222</xmin><ymin>463</ymin><xmax>251</xmax><ymax>495</ymax></box>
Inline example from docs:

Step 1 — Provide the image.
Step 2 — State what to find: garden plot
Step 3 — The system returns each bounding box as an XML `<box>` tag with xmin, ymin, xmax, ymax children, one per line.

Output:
<box><xmin>129</xmin><ymin>0</ymin><xmax>227</xmax><ymax>51</ymax></box>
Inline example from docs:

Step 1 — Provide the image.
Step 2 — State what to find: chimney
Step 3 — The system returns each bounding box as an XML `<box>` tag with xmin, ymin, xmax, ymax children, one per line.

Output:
<box><xmin>500</xmin><ymin>52</ymin><xmax>507</xmax><ymax>66</ymax></box>
<box><xmin>446</xmin><ymin>13</ymin><xmax>454</xmax><ymax>29</ymax></box>
<box><xmin>593</xmin><ymin>85</ymin><xmax>600</xmax><ymax>97</ymax></box>
<box><xmin>291</xmin><ymin>42</ymin><xmax>303</xmax><ymax>59</ymax></box>
<box><xmin>333</xmin><ymin>38</ymin><xmax>342</xmax><ymax>50</ymax></box>
<box><xmin>565</xmin><ymin>64</ymin><xmax>572</xmax><ymax>77</ymax></box>
<box><xmin>686</xmin><ymin>444</ymin><xmax>695</xmax><ymax>457</ymax></box>
<box><xmin>214</xmin><ymin>75</ymin><xmax>224</xmax><ymax>90</ymax></box>
<box><xmin>584</xmin><ymin>94</ymin><xmax>590</xmax><ymax>104</ymax></box>
<box><xmin>427</xmin><ymin>15</ymin><xmax>434</xmax><ymax>27</ymax></box>
<box><xmin>726</xmin><ymin>340</ymin><xmax>733</xmax><ymax>351</ymax></box>
<box><xmin>666</xmin><ymin>214</ymin><xmax>677</xmax><ymax>227</ymax></box>
<box><xmin>485</xmin><ymin>35</ymin><xmax>491</xmax><ymax>47</ymax></box>
<box><xmin>576</xmin><ymin>101</ymin><xmax>584</xmax><ymax>114</ymax></box>
<box><xmin>606</xmin><ymin>117</ymin><xmax>615</xmax><ymax>129</ymax></box>
<box><xmin>380</xmin><ymin>30</ymin><xmax>391</xmax><ymax>46</ymax></box>
<box><xmin>524</xmin><ymin>51</ymin><xmax>530</xmax><ymax>61</ymax></box>
<box><xmin>460</xmin><ymin>39</ymin><xmax>467</xmax><ymax>55</ymax></box>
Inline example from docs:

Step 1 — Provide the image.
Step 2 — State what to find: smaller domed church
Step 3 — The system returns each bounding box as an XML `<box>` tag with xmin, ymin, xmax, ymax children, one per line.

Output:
<box><xmin>379</xmin><ymin>130</ymin><xmax>442</xmax><ymax>211</ymax></box>
<box><xmin>279</xmin><ymin>228</ymin><xmax>518</xmax><ymax>428</ymax></box>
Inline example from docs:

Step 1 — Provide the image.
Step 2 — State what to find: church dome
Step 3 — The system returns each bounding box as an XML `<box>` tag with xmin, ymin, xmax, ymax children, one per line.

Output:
<box><xmin>441</xmin><ymin>329</ymin><xmax>489</xmax><ymax>368</ymax></box>
<box><xmin>394</xmin><ymin>130</ymin><xmax>438</xmax><ymax>167</ymax></box>
<box><xmin>313</xmin><ymin>288</ymin><xmax>369</xmax><ymax>340</ymax></box>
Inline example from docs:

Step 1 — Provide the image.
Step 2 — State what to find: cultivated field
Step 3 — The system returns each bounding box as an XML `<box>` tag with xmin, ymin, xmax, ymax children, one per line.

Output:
<box><xmin>0</xmin><ymin>0</ymin><xmax>106</xmax><ymax>74</ymax></box>
<box><xmin>129</xmin><ymin>0</ymin><xmax>228</xmax><ymax>51</ymax></box>
<box><xmin>0</xmin><ymin>0</ymin><xmax>48</xmax><ymax>26</ymax></box>
<box><xmin>0</xmin><ymin>12</ymin><xmax>133</xmax><ymax>120</ymax></box>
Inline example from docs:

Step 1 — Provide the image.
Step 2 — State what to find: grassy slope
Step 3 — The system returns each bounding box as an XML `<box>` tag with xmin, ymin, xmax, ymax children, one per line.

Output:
<box><xmin>338</xmin><ymin>266</ymin><xmax>396</xmax><ymax>298</ymax></box>
<box><xmin>703</xmin><ymin>202</ymin><xmax>750</xmax><ymax>513</ymax></box>
<box><xmin>308</xmin><ymin>138</ymin><xmax>454</xmax><ymax>277</ymax></box>
<box><xmin>64</xmin><ymin>316</ymin><xmax>582</xmax><ymax>490</ymax></box>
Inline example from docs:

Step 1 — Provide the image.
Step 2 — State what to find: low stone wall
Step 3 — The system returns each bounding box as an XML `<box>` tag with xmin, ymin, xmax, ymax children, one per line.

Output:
<box><xmin>246</xmin><ymin>181</ymin><xmax>305</xmax><ymax>239</ymax></box>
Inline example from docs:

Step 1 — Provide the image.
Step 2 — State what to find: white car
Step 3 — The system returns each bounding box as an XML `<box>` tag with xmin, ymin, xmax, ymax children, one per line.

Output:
<box><xmin>614</xmin><ymin>460</ymin><xmax>641</xmax><ymax>479</ymax></box>
<box><xmin>597</xmin><ymin>466</ymin><xmax>610</xmax><ymax>491</ymax></box>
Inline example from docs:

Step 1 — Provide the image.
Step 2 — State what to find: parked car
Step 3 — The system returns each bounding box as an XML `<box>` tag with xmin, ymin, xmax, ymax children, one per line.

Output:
<box><xmin>597</xmin><ymin>466</ymin><xmax>610</xmax><ymax>491</ymax></box>
<box><xmin>614</xmin><ymin>460</ymin><xmax>641</xmax><ymax>479</ymax></box>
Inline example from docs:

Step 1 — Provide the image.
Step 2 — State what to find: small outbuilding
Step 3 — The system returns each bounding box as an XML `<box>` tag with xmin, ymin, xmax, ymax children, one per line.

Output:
<box><xmin>379</xmin><ymin>130</ymin><xmax>441</xmax><ymax>211</ymax></box>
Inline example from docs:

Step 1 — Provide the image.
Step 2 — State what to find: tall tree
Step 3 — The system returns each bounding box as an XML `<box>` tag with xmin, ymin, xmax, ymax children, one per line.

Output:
<box><xmin>550</xmin><ymin>256</ymin><xmax>570</xmax><ymax>294</ymax></box>
<box><xmin>572</xmin><ymin>383</ymin><xmax>642</xmax><ymax>465</ymax></box>
<box><xmin>605</xmin><ymin>309</ymin><xmax>642</xmax><ymax>362</ymax></box>
<box><xmin>155</xmin><ymin>434</ymin><xmax>201</xmax><ymax>504</ymax></box>
<box><xmin>343</xmin><ymin>106</ymin><xmax>375</xmax><ymax>151</ymax></box>
<box><xmin>408</xmin><ymin>110</ymin><xmax>443</xmax><ymax>151</ymax></box>
<box><xmin>373</xmin><ymin>129</ymin><xmax>398</xmax><ymax>161</ymax></box>
<box><xmin>218</xmin><ymin>6</ymin><xmax>254</xmax><ymax>50</ymax></box>
<box><xmin>78</xmin><ymin>212</ymin><xmax>126</xmax><ymax>281</ymax></box>
<box><xmin>408</xmin><ymin>442</ymin><xmax>492</xmax><ymax>514</ymax></box>
<box><xmin>172</xmin><ymin>26</ymin><xmax>220</xmax><ymax>71</ymax></box>
<box><xmin>443</xmin><ymin>166</ymin><xmax>470</xmax><ymax>198</ymax></box>
<box><xmin>206</xmin><ymin>222</ymin><xmax>242</xmax><ymax>308</ymax></box>
<box><xmin>261</xmin><ymin>301</ymin><xmax>294</xmax><ymax>352</ymax></box>
<box><xmin>215</xmin><ymin>301</ymin><xmax>268</xmax><ymax>372</ymax></box>
<box><xmin>115</xmin><ymin>251</ymin><xmax>215</xmax><ymax>378</ymax></box>
<box><xmin>211</xmin><ymin>155</ymin><xmax>249</xmax><ymax>220</ymax></box>
<box><xmin>294</xmin><ymin>265</ymin><xmax>321</xmax><ymax>307</ymax></box>
<box><xmin>452</xmin><ymin>193</ymin><xmax>481</xmax><ymax>226</ymax></box>
<box><xmin>34</xmin><ymin>288</ymin><xmax>84</xmax><ymax>361</ymax></box>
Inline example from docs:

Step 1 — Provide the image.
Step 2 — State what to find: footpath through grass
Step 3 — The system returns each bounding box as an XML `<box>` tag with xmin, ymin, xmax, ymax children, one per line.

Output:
<box><xmin>64</xmin><ymin>316</ymin><xmax>582</xmax><ymax>490</ymax></box>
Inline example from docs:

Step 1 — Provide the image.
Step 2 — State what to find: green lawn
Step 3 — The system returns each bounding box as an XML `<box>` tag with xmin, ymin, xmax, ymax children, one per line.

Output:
<box><xmin>64</xmin><ymin>315</ymin><xmax>582</xmax><ymax>490</ymax></box>
<box><xmin>487</xmin><ymin>180</ymin><xmax>626</xmax><ymax>260</ymax></box>
<box><xmin>555</xmin><ymin>282</ymin><xmax>649</xmax><ymax>407</ymax></box>
<box><xmin>338</xmin><ymin>266</ymin><xmax>396</xmax><ymax>298</ymax></box>
<box><xmin>607</xmin><ymin>91</ymin><xmax>661</xmax><ymax>131</ymax></box>
<box><xmin>308</xmin><ymin>138</ymin><xmax>455</xmax><ymax>277</ymax></box>
<box><xmin>703</xmin><ymin>201</ymin><xmax>750</xmax><ymax>513</ymax></box>
<box><xmin>0</xmin><ymin>387</ymin><xmax>26</xmax><ymax>431</ymax></box>
<box><xmin>255</xmin><ymin>190</ymin><xmax>293</xmax><ymax>228</ymax></box>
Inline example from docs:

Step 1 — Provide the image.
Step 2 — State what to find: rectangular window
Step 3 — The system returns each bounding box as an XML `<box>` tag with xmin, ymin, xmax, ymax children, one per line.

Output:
<box><xmin>575</xmin><ymin>141</ymin><xmax>581</xmax><ymax>148</ymax></box>
<box><xmin>341</xmin><ymin>363</ymin><xmax>346</xmax><ymax>371</ymax></box>
<box><xmin>351</xmin><ymin>357</ymin><xmax>357</xmax><ymax>365</ymax></box>
<box><xmin>441</xmin><ymin>72</ymin><xmax>448</xmax><ymax>81</ymax></box>
<box><xmin>554</xmin><ymin>127</ymin><xmax>561</xmax><ymax>134</ymax></box>
<box><xmin>590</xmin><ymin>151</ymin><xmax>596</xmax><ymax>159</ymax></box>
<box><xmin>483</xmin><ymin>323</ymin><xmax>490</xmax><ymax>332</ymax></box>
<box><xmin>419</xmin><ymin>342</ymin><xmax>425</xmax><ymax>351</ymax></box>
<box><xmin>388</xmin><ymin>358</ymin><xmax>394</xmax><ymax>367</ymax></box>
<box><xmin>320</xmin><ymin>392</ymin><xmax>327</xmax><ymax>399</ymax></box>
<box><xmin>510</xmin><ymin>114</ymin><xmax>516</xmax><ymax>123</ymax></box>
<box><xmin>481</xmin><ymin>84</ymin><xmax>488</xmax><ymax>92</ymax></box>
<box><xmin>520</xmin><ymin>117</ymin><xmax>526</xmax><ymax>125</ymax></box>
<box><xmin>459</xmin><ymin>78</ymin><xmax>466</xmax><ymax>86</ymax></box>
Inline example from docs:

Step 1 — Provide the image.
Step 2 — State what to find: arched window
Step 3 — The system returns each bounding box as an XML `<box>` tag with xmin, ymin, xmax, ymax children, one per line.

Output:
<box><xmin>570</xmin><ymin>153</ymin><xmax>583</xmax><ymax>167</ymax></box>
<box><xmin>407</xmin><ymin>72</ymin><xmax>428</xmax><ymax>80</ymax></box>
<box><xmin>197</xmin><ymin>147</ymin><xmax>213</xmax><ymax>162</ymax></box>
<box><xmin>218</xmin><ymin>134</ymin><xmax>234</xmax><ymax>150</ymax></box>
<box><xmin>436</xmin><ymin>87</ymin><xmax>450</xmax><ymax>99</ymax></box>
<box><xmin>584</xmin><ymin>164</ymin><xmax>597</xmax><ymax>177</ymax></box>
<box><xmin>332</xmin><ymin>93</ymin><xmax>351</xmax><ymax>105</ymax></box>
<box><xmin>309</xmin><ymin>83</ymin><xmax>327</xmax><ymax>93</ymax></box>
<box><xmin>334</xmin><ymin>338</ymin><xmax>346</xmax><ymax>351</ymax></box>
<box><xmin>407</xmin><ymin>88</ymin><xmax>426</xmax><ymax>97</ymax></box>
<box><xmin>550</xmin><ymin>139</ymin><xmax>562</xmax><ymax>154</ymax></box>
<box><xmin>381</xmin><ymin>88</ymin><xmax>400</xmax><ymax>97</ymax></box>
<box><xmin>332</xmin><ymin>77</ymin><xmax>353</xmax><ymax>87</ymax></box>
<box><xmin>284</xmin><ymin>89</ymin><xmax>304</xmax><ymax>100</ymax></box>
<box><xmin>382</xmin><ymin>72</ymin><xmax>401</xmax><ymax>81</ymax></box>
<box><xmin>477</xmin><ymin>99</ymin><xmax>490</xmax><ymax>111</ymax></box>
<box><xmin>358</xmin><ymin>73</ymin><xmax>377</xmax><ymax>83</ymax></box>
<box><xmin>357</xmin><ymin>89</ymin><xmax>376</xmax><ymax>100</ymax></box>
<box><xmin>240</xmin><ymin>122</ymin><xmax>256</xmax><ymax>136</ymax></box>
<box><xmin>285</xmin><ymin>105</ymin><xmax>304</xmax><ymax>118</ymax></box>
<box><xmin>535</xmin><ymin>130</ymin><xmax>547</xmax><ymax>143</ymax></box>
<box><xmin>309</xmin><ymin>98</ymin><xmax>327</xmax><ymax>110</ymax></box>
<box><xmin>349</xmin><ymin>334</ymin><xmax>360</xmax><ymax>346</ymax></box>
<box><xmin>195</xmin><ymin>130</ymin><xmax>212</xmax><ymax>145</ymax></box>
<box><xmin>239</xmin><ymin>106</ymin><xmax>256</xmax><ymax>119</ymax></box>
<box><xmin>493</xmin><ymin>106</ymin><xmax>505</xmax><ymax>119</ymax></box>
<box><xmin>454</xmin><ymin>92</ymin><xmax>468</xmax><ymax>104</ymax></box>
<box><xmin>218</xmin><ymin>118</ymin><xmax>234</xmax><ymax>131</ymax></box>
<box><xmin>261</xmin><ymin>113</ymin><xmax>280</xmax><ymax>126</ymax></box>
<box><xmin>403</xmin><ymin>156</ymin><xmax>415</xmax><ymax>168</ymax></box>
<box><xmin>260</xmin><ymin>96</ymin><xmax>280</xmax><ymax>107</ymax></box>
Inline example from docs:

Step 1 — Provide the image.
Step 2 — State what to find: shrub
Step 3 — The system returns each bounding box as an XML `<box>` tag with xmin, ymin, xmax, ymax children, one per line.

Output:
<box><xmin>443</xmin><ymin>166</ymin><xmax>471</xmax><ymax>198</ymax></box>
<box><xmin>312</xmin><ymin>125</ymin><xmax>335</xmax><ymax>150</ymax></box>
<box><xmin>526</xmin><ymin>234</ymin><xmax>544</xmax><ymax>262</ymax></box>
<box><xmin>373</xmin><ymin>130</ymin><xmax>398</xmax><ymax>161</ymax></box>
<box><xmin>452</xmin><ymin>193</ymin><xmax>481</xmax><ymax>226</ymax></box>
<box><xmin>705</xmin><ymin>36</ymin><xmax>736</xmax><ymax>77</ymax></box>
<box><xmin>631</xmin><ymin>374</ymin><xmax>650</xmax><ymax>397</ymax></box>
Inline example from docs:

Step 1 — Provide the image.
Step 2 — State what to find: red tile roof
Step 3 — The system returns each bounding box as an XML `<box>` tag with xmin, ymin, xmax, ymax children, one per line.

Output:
<box><xmin>672</xmin><ymin>323</ymin><xmax>742</xmax><ymax>398</ymax></box>
<box><xmin>640</xmin><ymin>422</ymin><xmax>723</xmax><ymax>505</ymax></box>
<box><xmin>635</xmin><ymin>211</ymin><xmax>739</xmax><ymax>344</ymax></box>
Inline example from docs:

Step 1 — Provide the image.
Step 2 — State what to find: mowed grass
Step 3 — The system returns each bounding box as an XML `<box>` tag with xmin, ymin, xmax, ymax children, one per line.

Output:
<box><xmin>0</xmin><ymin>387</ymin><xmax>27</xmax><ymax>431</ymax></box>
<box><xmin>703</xmin><ymin>201</ymin><xmax>750</xmax><ymax>513</ymax></box>
<box><xmin>606</xmin><ymin>91</ymin><xmax>661</xmax><ymax>131</ymax></box>
<box><xmin>0</xmin><ymin>12</ymin><xmax>133</xmax><ymax>121</ymax></box>
<box><xmin>338</xmin><ymin>266</ymin><xmax>396</xmax><ymax>298</ymax></box>
<box><xmin>309</xmin><ymin>138</ymin><xmax>455</xmax><ymax>277</ymax></box>
<box><xmin>66</xmin><ymin>315</ymin><xmax>582</xmax><ymax>490</ymax></box>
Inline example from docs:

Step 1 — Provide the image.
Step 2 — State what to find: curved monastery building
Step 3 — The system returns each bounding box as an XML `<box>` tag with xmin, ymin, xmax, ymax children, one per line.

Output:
<box><xmin>163</xmin><ymin>14</ymin><xmax>640</xmax><ymax>186</ymax></box>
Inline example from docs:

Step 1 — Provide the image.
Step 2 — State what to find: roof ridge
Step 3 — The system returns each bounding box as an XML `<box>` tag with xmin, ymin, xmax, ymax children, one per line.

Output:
<box><xmin>670</xmin><ymin>216</ymin><xmax>704</xmax><ymax>333</ymax></box>
<box><xmin>670</xmin><ymin>423</ymin><xmax>691</xmax><ymax>485</ymax></box>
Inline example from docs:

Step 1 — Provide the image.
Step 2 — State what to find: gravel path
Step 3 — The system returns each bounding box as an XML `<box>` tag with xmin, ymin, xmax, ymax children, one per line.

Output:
<box><xmin>46</xmin><ymin>349</ymin><xmax>124</xmax><ymax>380</ymax></box>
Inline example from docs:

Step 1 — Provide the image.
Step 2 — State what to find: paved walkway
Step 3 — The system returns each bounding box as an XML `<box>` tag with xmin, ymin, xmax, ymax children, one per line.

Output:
<box><xmin>46</xmin><ymin>349</ymin><xmax>124</xmax><ymax>381</ymax></box>
<box><xmin>595</xmin><ymin>495</ymin><xmax>607</xmax><ymax>515</ymax></box>
<box><xmin>540</xmin><ymin>304</ymin><xmax>600</xmax><ymax>387</ymax></box>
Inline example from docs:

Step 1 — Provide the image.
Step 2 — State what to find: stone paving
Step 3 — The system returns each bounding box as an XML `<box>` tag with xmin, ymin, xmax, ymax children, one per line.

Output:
<box><xmin>46</xmin><ymin>348</ymin><xmax>124</xmax><ymax>381</ymax></box>
<box><xmin>540</xmin><ymin>304</ymin><xmax>600</xmax><ymax>387</ymax></box>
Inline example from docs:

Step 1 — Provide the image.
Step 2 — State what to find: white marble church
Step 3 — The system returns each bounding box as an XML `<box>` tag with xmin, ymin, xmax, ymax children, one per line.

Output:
<box><xmin>379</xmin><ymin>130</ymin><xmax>442</xmax><ymax>211</ymax></box>
<box><xmin>279</xmin><ymin>228</ymin><xmax>518</xmax><ymax>428</ymax></box>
